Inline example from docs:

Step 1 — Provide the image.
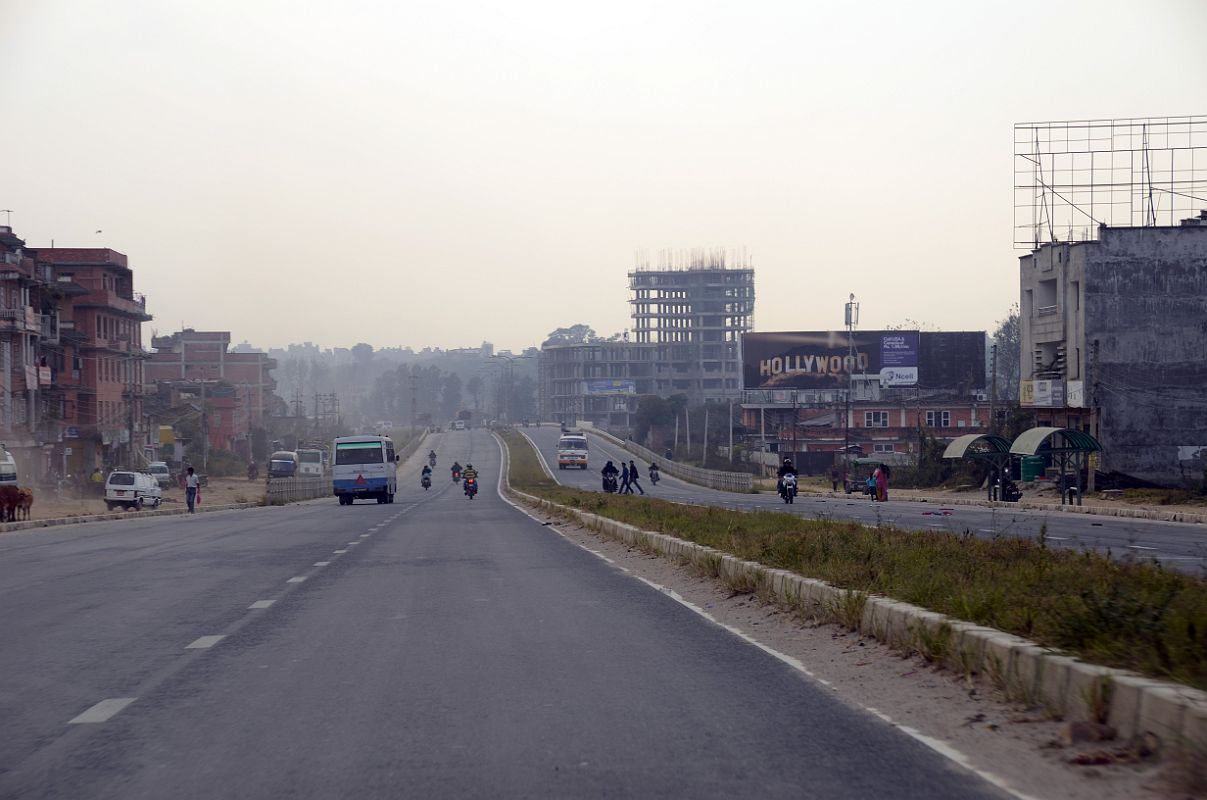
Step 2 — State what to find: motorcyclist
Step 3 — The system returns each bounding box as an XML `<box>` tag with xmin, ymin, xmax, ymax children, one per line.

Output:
<box><xmin>451</xmin><ymin>461</ymin><xmax>462</xmax><ymax>480</ymax></box>
<box><xmin>647</xmin><ymin>461</ymin><xmax>661</xmax><ymax>484</ymax></box>
<box><xmin>428</xmin><ymin>450</ymin><xmax>437</xmax><ymax>460</ymax></box>
<box><xmin>600</xmin><ymin>460</ymin><xmax>620</xmax><ymax>492</ymax></box>
<box><xmin>462</xmin><ymin>463</ymin><xmax>479</xmax><ymax>494</ymax></box>
<box><xmin>421</xmin><ymin>464</ymin><xmax>432</xmax><ymax>479</ymax></box>
<box><xmin>777</xmin><ymin>457</ymin><xmax>796</xmax><ymax>493</ymax></box>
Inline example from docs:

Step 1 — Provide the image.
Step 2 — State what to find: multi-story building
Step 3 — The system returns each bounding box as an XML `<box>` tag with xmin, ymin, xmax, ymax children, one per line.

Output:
<box><xmin>145</xmin><ymin>329</ymin><xmax>277</xmax><ymax>460</ymax></box>
<box><xmin>539</xmin><ymin>340</ymin><xmax>655</xmax><ymax>430</ymax></box>
<box><xmin>628</xmin><ymin>254</ymin><xmax>754</xmax><ymax>402</ymax></box>
<box><xmin>1019</xmin><ymin>215</ymin><xmax>1207</xmax><ymax>485</ymax></box>
<box><xmin>31</xmin><ymin>246</ymin><xmax>154</xmax><ymax>472</ymax></box>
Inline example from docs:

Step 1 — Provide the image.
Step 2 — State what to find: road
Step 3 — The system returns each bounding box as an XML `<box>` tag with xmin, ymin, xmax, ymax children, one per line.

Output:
<box><xmin>523</xmin><ymin>426</ymin><xmax>1207</xmax><ymax>572</ymax></box>
<box><xmin>0</xmin><ymin>428</ymin><xmax>1010</xmax><ymax>799</ymax></box>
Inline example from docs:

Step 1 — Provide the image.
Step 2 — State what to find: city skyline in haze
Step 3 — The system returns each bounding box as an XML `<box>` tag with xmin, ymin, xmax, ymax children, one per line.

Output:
<box><xmin>4</xmin><ymin>0</ymin><xmax>1205</xmax><ymax>352</ymax></box>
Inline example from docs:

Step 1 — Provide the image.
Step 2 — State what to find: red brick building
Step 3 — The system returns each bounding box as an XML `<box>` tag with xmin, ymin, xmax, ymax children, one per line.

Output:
<box><xmin>145</xmin><ymin>330</ymin><xmax>277</xmax><ymax>459</ymax></box>
<box><xmin>30</xmin><ymin>246</ymin><xmax>154</xmax><ymax>474</ymax></box>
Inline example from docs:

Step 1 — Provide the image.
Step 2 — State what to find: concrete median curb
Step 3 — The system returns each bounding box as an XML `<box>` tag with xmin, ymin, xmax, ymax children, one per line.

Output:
<box><xmin>497</xmin><ymin>436</ymin><xmax>1207</xmax><ymax>754</ymax></box>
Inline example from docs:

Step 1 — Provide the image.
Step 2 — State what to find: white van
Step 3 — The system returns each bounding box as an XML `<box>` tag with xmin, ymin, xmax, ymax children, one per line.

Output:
<box><xmin>105</xmin><ymin>471</ymin><xmax>163</xmax><ymax>511</ymax></box>
<box><xmin>557</xmin><ymin>434</ymin><xmax>589</xmax><ymax>470</ymax></box>
<box><xmin>0</xmin><ymin>449</ymin><xmax>19</xmax><ymax>489</ymax></box>
<box><xmin>146</xmin><ymin>461</ymin><xmax>173</xmax><ymax>488</ymax></box>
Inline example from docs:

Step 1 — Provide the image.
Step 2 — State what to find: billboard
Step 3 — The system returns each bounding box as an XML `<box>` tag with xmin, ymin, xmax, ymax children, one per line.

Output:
<box><xmin>583</xmin><ymin>379</ymin><xmax>636</xmax><ymax>396</ymax></box>
<box><xmin>742</xmin><ymin>331</ymin><xmax>985</xmax><ymax>391</ymax></box>
<box><xmin>1020</xmin><ymin>379</ymin><xmax>1065</xmax><ymax>408</ymax></box>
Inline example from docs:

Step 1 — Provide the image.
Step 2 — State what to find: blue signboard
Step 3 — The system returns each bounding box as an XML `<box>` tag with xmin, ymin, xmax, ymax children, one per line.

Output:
<box><xmin>879</xmin><ymin>332</ymin><xmax>918</xmax><ymax>386</ymax></box>
<box><xmin>584</xmin><ymin>379</ymin><xmax>637</xmax><ymax>396</ymax></box>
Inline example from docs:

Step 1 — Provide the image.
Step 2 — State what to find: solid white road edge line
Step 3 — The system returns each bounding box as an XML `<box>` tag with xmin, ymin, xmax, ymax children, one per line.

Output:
<box><xmin>492</xmin><ymin>432</ymin><xmax>1042</xmax><ymax>800</ymax></box>
<box><xmin>69</xmin><ymin>698</ymin><xmax>137</xmax><ymax>724</ymax></box>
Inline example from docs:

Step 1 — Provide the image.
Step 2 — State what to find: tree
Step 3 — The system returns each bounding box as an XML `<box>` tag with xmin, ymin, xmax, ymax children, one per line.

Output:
<box><xmin>991</xmin><ymin>304</ymin><xmax>1021</xmax><ymax>402</ymax></box>
<box><xmin>351</xmin><ymin>343</ymin><xmax>375</xmax><ymax>365</ymax></box>
<box><xmin>543</xmin><ymin>324</ymin><xmax>596</xmax><ymax>346</ymax></box>
<box><xmin>440</xmin><ymin>373</ymin><xmax>463</xmax><ymax>419</ymax></box>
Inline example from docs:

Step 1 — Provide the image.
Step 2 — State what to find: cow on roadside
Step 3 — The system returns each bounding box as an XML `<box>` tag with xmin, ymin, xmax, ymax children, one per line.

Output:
<box><xmin>16</xmin><ymin>488</ymin><xmax>33</xmax><ymax>520</ymax></box>
<box><xmin>0</xmin><ymin>485</ymin><xmax>20</xmax><ymax>522</ymax></box>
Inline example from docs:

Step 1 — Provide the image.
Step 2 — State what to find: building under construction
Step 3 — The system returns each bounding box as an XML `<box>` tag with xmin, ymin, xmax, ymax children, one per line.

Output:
<box><xmin>628</xmin><ymin>249</ymin><xmax>755</xmax><ymax>402</ymax></box>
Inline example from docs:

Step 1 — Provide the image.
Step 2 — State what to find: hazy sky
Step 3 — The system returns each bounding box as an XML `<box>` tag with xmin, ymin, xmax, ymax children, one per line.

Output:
<box><xmin>4</xmin><ymin>0</ymin><xmax>1204</xmax><ymax>352</ymax></box>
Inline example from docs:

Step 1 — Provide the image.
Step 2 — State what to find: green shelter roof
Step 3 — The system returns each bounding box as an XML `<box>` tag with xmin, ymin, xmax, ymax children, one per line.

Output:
<box><xmin>942</xmin><ymin>434</ymin><xmax>1013</xmax><ymax>460</ymax></box>
<box><xmin>1009</xmin><ymin>427</ymin><xmax>1103</xmax><ymax>456</ymax></box>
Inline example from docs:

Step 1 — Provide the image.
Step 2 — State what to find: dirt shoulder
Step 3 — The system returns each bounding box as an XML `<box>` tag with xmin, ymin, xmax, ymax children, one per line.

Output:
<box><xmin>28</xmin><ymin>477</ymin><xmax>266</xmax><ymax>521</ymax></box>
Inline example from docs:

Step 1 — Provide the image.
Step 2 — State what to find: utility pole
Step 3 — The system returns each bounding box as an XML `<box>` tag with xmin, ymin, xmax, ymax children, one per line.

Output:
<box><xmin>410</xmin><ymin>372</ymin><xmax>418</xmax><ymax>432</ymax></box>
<box><xmin>989</xmin><ymin>344</ymin><xmax>998</xmax><ymax>435</ymax></box>
<box><xmin>843</xmin><ymin>293</ymin><xmax>859</xmax><ymax>467</ymax></box>
<box><xmin>791</xmin><ymin>390</ymin><xmax>798</xmax><ymax>463</ymax></box>
<box><xmin>702</xmin><ymin>403</ymin><xmax>709</xmax><ymax>467</ymax></box>
<box><xmin>728</xmin><ymin>399</ymin><xmax>734</xmax><ymax>463</ymax></box>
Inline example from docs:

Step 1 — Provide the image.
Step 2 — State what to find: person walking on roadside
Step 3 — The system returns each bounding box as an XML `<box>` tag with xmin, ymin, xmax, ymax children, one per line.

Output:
<box><xmin>625</xmin><ymin>460</ymin><xmax>645</xmax><ymax>495</ymax></box>
<box><xmin>619</xmin><ymin>462</ymin><xmax>631</xmax><ymax>494</ymax></box>
<box><xmin>185</xmin><ymin>466</ymin><xmax>200</xmax><ymax>513</ymax></box>
<box><xmin>876</xmin><ymin>463</ymin><xmax>890</xmax><ymax>502</ymax></box>
<box><xmin>830</xmin><ymin>467</ymin><xmax>840</xmax><ymax>492</ymax></box>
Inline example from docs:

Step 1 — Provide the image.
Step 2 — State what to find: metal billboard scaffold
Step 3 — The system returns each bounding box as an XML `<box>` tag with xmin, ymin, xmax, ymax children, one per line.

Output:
<box><xmin>1014</xmin><ymin>115</ymin><xmax>1207</xmax><ymax>249</ymax></box>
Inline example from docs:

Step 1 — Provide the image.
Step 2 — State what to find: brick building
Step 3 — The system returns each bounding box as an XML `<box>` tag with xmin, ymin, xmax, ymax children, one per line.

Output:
<box><xmin>145</xmin><ymin>329</ymin><xmax>277</xmax><ymax>460</ymax></box>
<box><xmin>30</xmin><ymin>246</ymin><xmax>154</xmax><ymax>474</ymax></box>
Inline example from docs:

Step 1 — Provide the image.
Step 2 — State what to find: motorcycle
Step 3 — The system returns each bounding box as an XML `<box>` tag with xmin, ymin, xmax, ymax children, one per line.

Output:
<box><xmin>648</xmin><ymin>467</ymin><xmax>660</xmax><ymax>486</ymax></box>
<box><xmin>452</xmin><ymin>469</ymin><xmax>461</xmax><ymax>483</ymax></box>
<box><xmin>464</xmin><ymin>477</ymin><xmax>478</xmax><ymax>499</ymax></box>
<box><xmin>421</xmin><ymin>474</ymin><xmax>431</xmax><ymax>490</ymax></box>
<box><xmin>429</xmin><ymin>455</ymin><xmax>437</xmax><ymax>468</ymax></box>
<box><xmin>602</xmin><ymin>473</ymin><xmax>619</xmax><ymax>493</ymax></box>
<box><xmin>779</xmin><ymin>474</ymin><xmax>798</xmax><ymax>504</ymax></box>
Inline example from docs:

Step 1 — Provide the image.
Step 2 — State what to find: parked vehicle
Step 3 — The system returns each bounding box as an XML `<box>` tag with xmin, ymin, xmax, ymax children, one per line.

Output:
<box><xmin>332</xmin><ymin>436</ymin><xmax>398</xmax><ymax>505</ymax></box>
<box><xmin>779</xmin><ymin>473</ymin><xmax>798</xmax><ymax>504</ymax></box>
<box><xmin>0</xmin><ymin>448</ymin><xmax>20</xmax><ymax>490</ymax></box>
<box><xmin>105</xmin><ymin>470</ymin><xmax>163</xmax><ymax>511</ymax></box>
<box><xmin>146</xmin><ymin>461</ymin><xmax>173</xmax><ymax>488</ymax></box>
<box><xmin>297</xmin><ymin>449</ymin><xmax>324</xmax><ymax>478</ymax></box>
<box><xmin>268</xmin><ymin>451</ymin><xmax>300</xmax><ymax>479</ymax></box>
<box><xmin>557</xmin><ymin>433</ymin><xmax>589</xmax><ymax>470</ymax></box>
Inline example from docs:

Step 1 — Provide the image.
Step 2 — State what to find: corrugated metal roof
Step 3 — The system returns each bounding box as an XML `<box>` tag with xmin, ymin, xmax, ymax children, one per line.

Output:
<box><xmin>942</xmin><ymin>434</ymin><xmax>1013</xmax><ymax>460</ymax></box>
<box><xmin>1009</xmin><ymin>427</ymin><xmax>1103</xmax><ymax>455</ymax></box>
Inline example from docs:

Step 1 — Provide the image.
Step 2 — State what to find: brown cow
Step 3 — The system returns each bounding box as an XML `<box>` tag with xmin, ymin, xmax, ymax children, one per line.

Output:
<box><xmin>0</xmin><ymin>485</ymin><xmax>20</xmax><ymax>522</ymax></box>
<box><xmin>17</xmin><ymin>488</ymin><xmax>32</xmax><ymax>521</ymax></box>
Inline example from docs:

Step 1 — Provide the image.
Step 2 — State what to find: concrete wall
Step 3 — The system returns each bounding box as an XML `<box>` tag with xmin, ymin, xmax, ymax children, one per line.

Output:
<box><xmin>1085</xmin><ymin>225</ymin><xmax>1207</xmax><ymax>484</ymax></box>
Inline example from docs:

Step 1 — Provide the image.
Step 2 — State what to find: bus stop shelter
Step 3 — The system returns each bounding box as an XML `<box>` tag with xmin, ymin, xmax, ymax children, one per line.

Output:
<box><xmin>1009</xmin><ymin>427</ymin><xmax>1103</xmax><ymax>505</ymax></box>
<box><xmin>942</xmin><ymin>434</ymin><xmax>1013</xmax><ymax>500</ymax></box>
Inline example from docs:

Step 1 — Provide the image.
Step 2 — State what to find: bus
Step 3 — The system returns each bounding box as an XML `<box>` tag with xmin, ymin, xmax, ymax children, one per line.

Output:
<box><xmin>332</xmin><ymin>435</ymin><xmax>398</xmax><ymax>505</ymax></box>
<box><xmin>557</xmin><ymin>432</ymin><xmax>589</xmax><ymax>470</ymax></box>
<box><xmin>297</xmin><ymin>448</ymin><xmax>324</xmax><ymax>477</ymax></box>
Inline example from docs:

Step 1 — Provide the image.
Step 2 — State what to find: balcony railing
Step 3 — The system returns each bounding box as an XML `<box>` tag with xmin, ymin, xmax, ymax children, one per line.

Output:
<box><xmin>1037</xmin><ymin>305</ymin><xmax>1058</xmax><ymax>316</ymax></box>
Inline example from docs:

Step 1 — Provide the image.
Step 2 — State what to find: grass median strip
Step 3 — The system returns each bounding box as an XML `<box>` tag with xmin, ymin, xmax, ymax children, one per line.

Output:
<box><xmin>499</xmin><ymin>429</ymin><xmax>1207</xmax><ymax>691</ymax></box>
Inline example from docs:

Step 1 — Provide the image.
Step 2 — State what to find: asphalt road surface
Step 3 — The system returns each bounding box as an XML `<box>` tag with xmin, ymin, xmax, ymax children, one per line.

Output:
<box><xmin>524</xmin><ymin>426</ymin><xmax>1207</xmax><ymax>573</ymax></box>
<box><xmin>0</xmin><ymin>428</ymin><xmax>1011</xmax><ymax>799</ymax></box>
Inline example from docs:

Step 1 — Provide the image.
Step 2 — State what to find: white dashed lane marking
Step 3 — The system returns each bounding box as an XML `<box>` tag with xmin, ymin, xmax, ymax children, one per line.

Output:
<box><xmin>333</xmin><ymin>549</ymin><xmax>347</xmax><ymax>554</ymax></box>
<box><xmin>248</xmin><ymin>600</ymin><xmax>275</xmax><ymax>609</ymax></box>
<box><xmin>186</xmin><ymin>635</ymin><xmax>226</xmax><ymax>650</ymax></box>
<box><xmin>286</xmin><ymin>576</ymin><xmax>307</xmax><ymax>584</ymax></box>
<box><xmin>314</xmin><ymin>561</ymin><xmax>331</xmax><ymax>567</ymax></box>
<box><xmin>69</xmin><ymin>698</ymin><xmax>136</xmax><ymax>724</ymax></box>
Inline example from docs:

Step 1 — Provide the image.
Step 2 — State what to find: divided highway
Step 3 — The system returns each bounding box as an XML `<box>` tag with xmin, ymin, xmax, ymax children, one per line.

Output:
<box><xmin>0</xmin><ymin>428</ymin><xmax>1011</xmax><ymax>799</ymax></box>
<box><xmin>523</xmin><ymin>426</ymin><xmax>1207</xmax><ymax>571</ymax></box>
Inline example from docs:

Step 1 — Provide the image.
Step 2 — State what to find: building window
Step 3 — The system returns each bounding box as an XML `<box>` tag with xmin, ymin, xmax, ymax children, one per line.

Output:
<box><xmin>873</xmin><ymin>443</ymin><xmax>895</xmax><ymax>453</ymax></box>
<box><xmin>864</xmin><ymin>411</ymin><xmax>889</xmax><ymax>428</ymax></box>
<box><xmin>925</xmin><ymin>410</ymin><xmax>951</xmax><ymax>428</ymax></box>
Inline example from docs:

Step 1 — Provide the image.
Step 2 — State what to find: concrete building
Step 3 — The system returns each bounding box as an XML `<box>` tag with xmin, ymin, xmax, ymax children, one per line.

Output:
<box><xmin>1019</xmin><ymin>215</ymin><xmax>1207</xmax><ymax>485</ymax></box>
<box><xmin>538</xmin><ymin>340</ymin><xmax>655</xmax><ymax>429</ymax></box>
<box><xmin>145</xmin><ymin>329</ymin><xmax>277</xmax><ymax>459</ymax></box>
<box><xmin>32</xmin><ymin>246</ymin><xmax>154</xmax><ymax>473</ymax></box>
<box><xmin>628</xmin><ymin>256</ymin><xmax>754</xmax><ymax>402</ymax></box>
